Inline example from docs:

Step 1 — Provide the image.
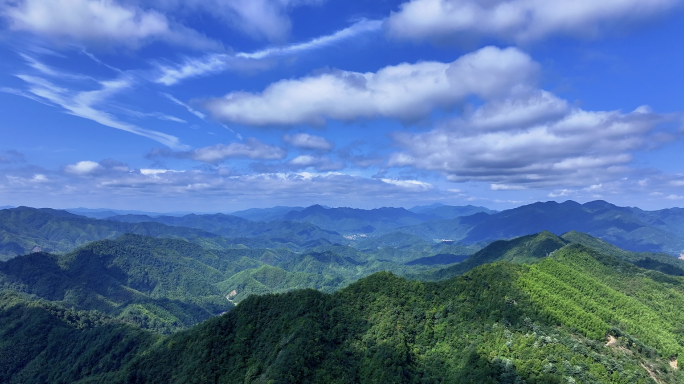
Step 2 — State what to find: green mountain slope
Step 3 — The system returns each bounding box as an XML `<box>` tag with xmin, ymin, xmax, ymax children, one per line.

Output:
<box><xmin>0</xmin><ymin>235</ymin><xmax>243</xmax><ymax>333</ymax></box>
<box><xmin>4</xmin><ymin>241</ymin><xmax>684</xmax><ymax>382</ymax></box>
<box><xmin>0</xmin><ymin>233</ymin><xmax>445</xmax><ymax>328</ymax></box>
<box><xmin>118</xmin><ymin>247</ymin><xmax>684</xmax><ymax>383</ymax></box>
<box><xmin>424</xmin><ymin>231</ymin><xmax>568</xmax><ymax>281</ymax></box>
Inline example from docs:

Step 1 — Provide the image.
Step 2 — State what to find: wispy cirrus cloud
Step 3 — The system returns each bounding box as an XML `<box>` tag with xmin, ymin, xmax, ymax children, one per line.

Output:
<box><xmin>161</xmin><ymin>92</ymin><xmax>206</xmax><ymax>119</ymax></box>
<box><xmin>13</xmin><ymin>72</ymin><xmax>187</xmax><ymax>149</ymax></box>
<box><xmin>153</xmin><ymin>18</ymin><xmax>382</xmax><ymax>86</ymax></box>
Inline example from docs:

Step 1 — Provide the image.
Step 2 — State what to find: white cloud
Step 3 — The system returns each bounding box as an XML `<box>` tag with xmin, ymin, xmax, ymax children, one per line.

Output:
<box><xmin>283</xmin><ymin>133</ymin><xmax>333</xmax><ymax>151</ymax></box>
<box><xmin>204</xmin><ymin>46</ymin><xmax>538</xmax><ymax>126</ymax></box>
<box><xmin>148</xmin><ymin>138</ymin><xmax>287</xmax><ymax>164</ymax></box>
<box><xmin>388</xmin><ymin>96</ymin><xmax>676</xmax><ymax>188</ymax></box>
<box><xmin>3</xmin><ymin>0</ymin><xmax>221</xmax><ymax>50</ymax></box>
<box><xmin>153</xmin><ymin>18</ymin><xmax>382</xmax><ymax>86</ymax></box>
<box><xmin>386</xmin><ymin>0</ymin><xmax>681</xmax><ymax>43</ymax></box>
<box><xmin>64</xmin><ymin>159</ymin><xmax>132</xmax><ymax>176</ymax></box>
<box><xmin>14</xmin><ymin>73</ymin><xmax>186</xmax><ymax>149</ymax></box>
<box><xmin>86</xmin><ymin>170</ymin><xmax>442</xmax><ymax>204</ymax></box>
<box><xmin>286</xmin><ymin>155</ymin><xmax>344</xmax><ymax>171</ymax></box>
<box><xmin>381</xmin><ymin>178</ymin><xmax>433</xmax><ymax>191</ymax></box>
<box><xmin>140</xmin><ymin>169</ymin><xmax>181</xmax><ymax>176</ymax></box>
<box><xmin>65</xmin><ymin>160</ymin><xmax>102</xmax><ymax>175</ymax></box>
<box><xmin>491</xmin><ymin>184</ymin><xmax>527</xmax><ymax>191</ymax></box>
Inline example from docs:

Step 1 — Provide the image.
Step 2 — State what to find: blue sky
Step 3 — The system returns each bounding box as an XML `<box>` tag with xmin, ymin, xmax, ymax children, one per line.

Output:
<box><xmin>1</xmin><ymin>0</ymin><xmax>684</xmax><ymax>212</ymax></box>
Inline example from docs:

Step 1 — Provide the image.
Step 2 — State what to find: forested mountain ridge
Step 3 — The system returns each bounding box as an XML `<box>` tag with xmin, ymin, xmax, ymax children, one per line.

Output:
<box><xmin>0</xmin><ymin>207</ymin><xmax>224</xmax><ymax>261</ymax></box>
<box><xmin>3</xmin><ymin>243</ymin><xmax>684</xmax><ymax>383</ymax></box>
<box><xmin>0</xmin><ymin>232</ymin><xmax>451</xmax><ymax>329</ymax></box>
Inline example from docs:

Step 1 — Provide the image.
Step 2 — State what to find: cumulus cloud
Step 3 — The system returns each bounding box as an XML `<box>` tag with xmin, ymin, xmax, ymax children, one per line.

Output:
<box><xmin>86</xmin><ymin>170</ymin><xmax>441</xmax><ymax>204</ymax></box>
<box><xmin>1</xmin><ymin>165</ymin><xmax>452</xmax><ymax>209</ymax></box>
<box><xmin>204</xmin><ymin>46</ymin><xmax>538</xmax><ymax>126</ymax></box>
<box><xmin>287</xmin><ymin>155</ymin><xmax>344</xmax><ymax>171</ymax></box>
<box><xmin>283</xmin><ymin>133</ymin><xmax>333</xmax><ymax>151</ymax></box>
<box><xmin>388</xmin><ymin>93</ymin><xmax>678</xmax><ymax>188</ymax></box>
<box><xmin>2</xmin><ymin>0</ymin><xmax>220</xmax><ymax>49</ymax></box>
<box><xmin>148</xmin><ymin>138</ymin><xmax>287</xmax><ymax>164</ymax></box>
<box><xmin>381</xmin><ymin>178</ymin><xmax>433</xmax><ymax>192</ymax></box>
<box><xmin>385</xmin><ymin>0</ymin><xmax>681</xmax><ymax>43</ymax></box>
<box><xmin>65</xmin><ymin>161</ymin><xmax>103</xmax><ymax>175</ymax></box>
<box><xmin>0</xmin><ymin>150</ymin><xmax>27</xmax><ymax>164</ymax></box>
<box><xmin>64</xmin><ymin>158</ymin><xmax>131</xmax><ymax>176</ymax></box>
<box><xmin>248</xmin><ymin>154</ymin><xmax>344</xmax><ymax>173</ymax></box>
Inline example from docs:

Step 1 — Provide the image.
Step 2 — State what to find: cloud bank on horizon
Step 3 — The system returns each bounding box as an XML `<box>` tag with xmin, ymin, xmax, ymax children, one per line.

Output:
<box><xmin>0</xmin><ymin>0</ymin><xmax>683</xmax><ymax>211</ymax></box>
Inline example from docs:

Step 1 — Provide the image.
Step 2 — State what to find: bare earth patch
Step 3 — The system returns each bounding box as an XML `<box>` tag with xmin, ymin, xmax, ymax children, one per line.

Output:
<box><xmin>641</xmin><ymin>363</ymin><xmax>663</xmax><ymax>384</ymax></box>
<box><xmin>605</xmin><ymin>335</ymin><xmax>618</xmax><ymax>347</ymax></box>
<box><xmin>670</xmin><ymin>358</ymin><xmax>678</xmax><ymax>370</ymax></box>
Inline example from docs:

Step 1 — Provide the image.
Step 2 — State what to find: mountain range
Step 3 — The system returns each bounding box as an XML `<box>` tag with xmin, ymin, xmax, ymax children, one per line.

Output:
<box><xmin>4</xmin><ymin>200</ymin><xmax>684</xmax><ymax>382</ymax></box>
<box><xmin>3</xmin><ymin>229</ymin><xmax>684</xmax><ymax>383</ymax></box>
<box><xmin>4</xmin><ymin>200</ymin><xmax>684</xmax><ymax>261</ymax></box>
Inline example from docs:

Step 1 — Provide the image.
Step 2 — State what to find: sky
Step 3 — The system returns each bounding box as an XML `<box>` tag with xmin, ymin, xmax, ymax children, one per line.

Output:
<box><xmin>1</xmin><ymin>0</ymin><xmax>684</xmax><ymax>212</ymax></box>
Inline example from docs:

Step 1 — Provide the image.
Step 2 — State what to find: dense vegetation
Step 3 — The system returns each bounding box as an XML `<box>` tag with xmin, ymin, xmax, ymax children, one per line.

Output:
<box><xmin>0</xmin><ymin>233</ymin><xmax>451</xmax><ymax>331</ymax></box>
<box><xmin>3</xmin><ymin>244</ymin><xmax>684</xmax><ymax>383</ymax></box>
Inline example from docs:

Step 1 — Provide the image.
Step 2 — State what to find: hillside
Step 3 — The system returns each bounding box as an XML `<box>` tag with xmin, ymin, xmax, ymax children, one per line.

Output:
<box><xmin>3</xmin><ymin>244</ymin><xmax>684</xmax><ymax>383</ymax></box>
<box><xmin>0</xmin><ymin>235</ymin><xmax>240</xmax><ymax>333</ymax></box>
<box><xmin>0</xmin><ymin>233</ymin><xmax>447</xmax><ymax>329</ymax></box>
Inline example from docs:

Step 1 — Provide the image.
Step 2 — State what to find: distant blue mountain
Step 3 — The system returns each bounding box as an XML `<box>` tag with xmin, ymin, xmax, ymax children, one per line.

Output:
<box><xmin>66</xmin><ymin>207</ymin><xmax>192</xmax><ymax>219</ymax></box>
<box><xmin>282</xmin><ymin>205</ymin><xmax>428</xmax><ymax>233</ymax></box>
<box><xmin>408</xmin><ymin>203</ymin><xmax>446</xmax><ymax>213</ymax></box>
<box><xmin>106</xmin><ymin>212</ymin><xmax>344</xmax><ymax>243</ymax></box>
<box><xmin>398</xmin><ymin>200</ymin><xmax>684</xmax><ymax>255</ymax></box>
<box><xmin>230</xmin><ymin>206</ymin><xmax>305</xmax><ymax>221</ymax></box>
<box><xmin>421</xmin><ymin>205</ymin><xmax>497</xmax><ymax>219</ymax></box>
